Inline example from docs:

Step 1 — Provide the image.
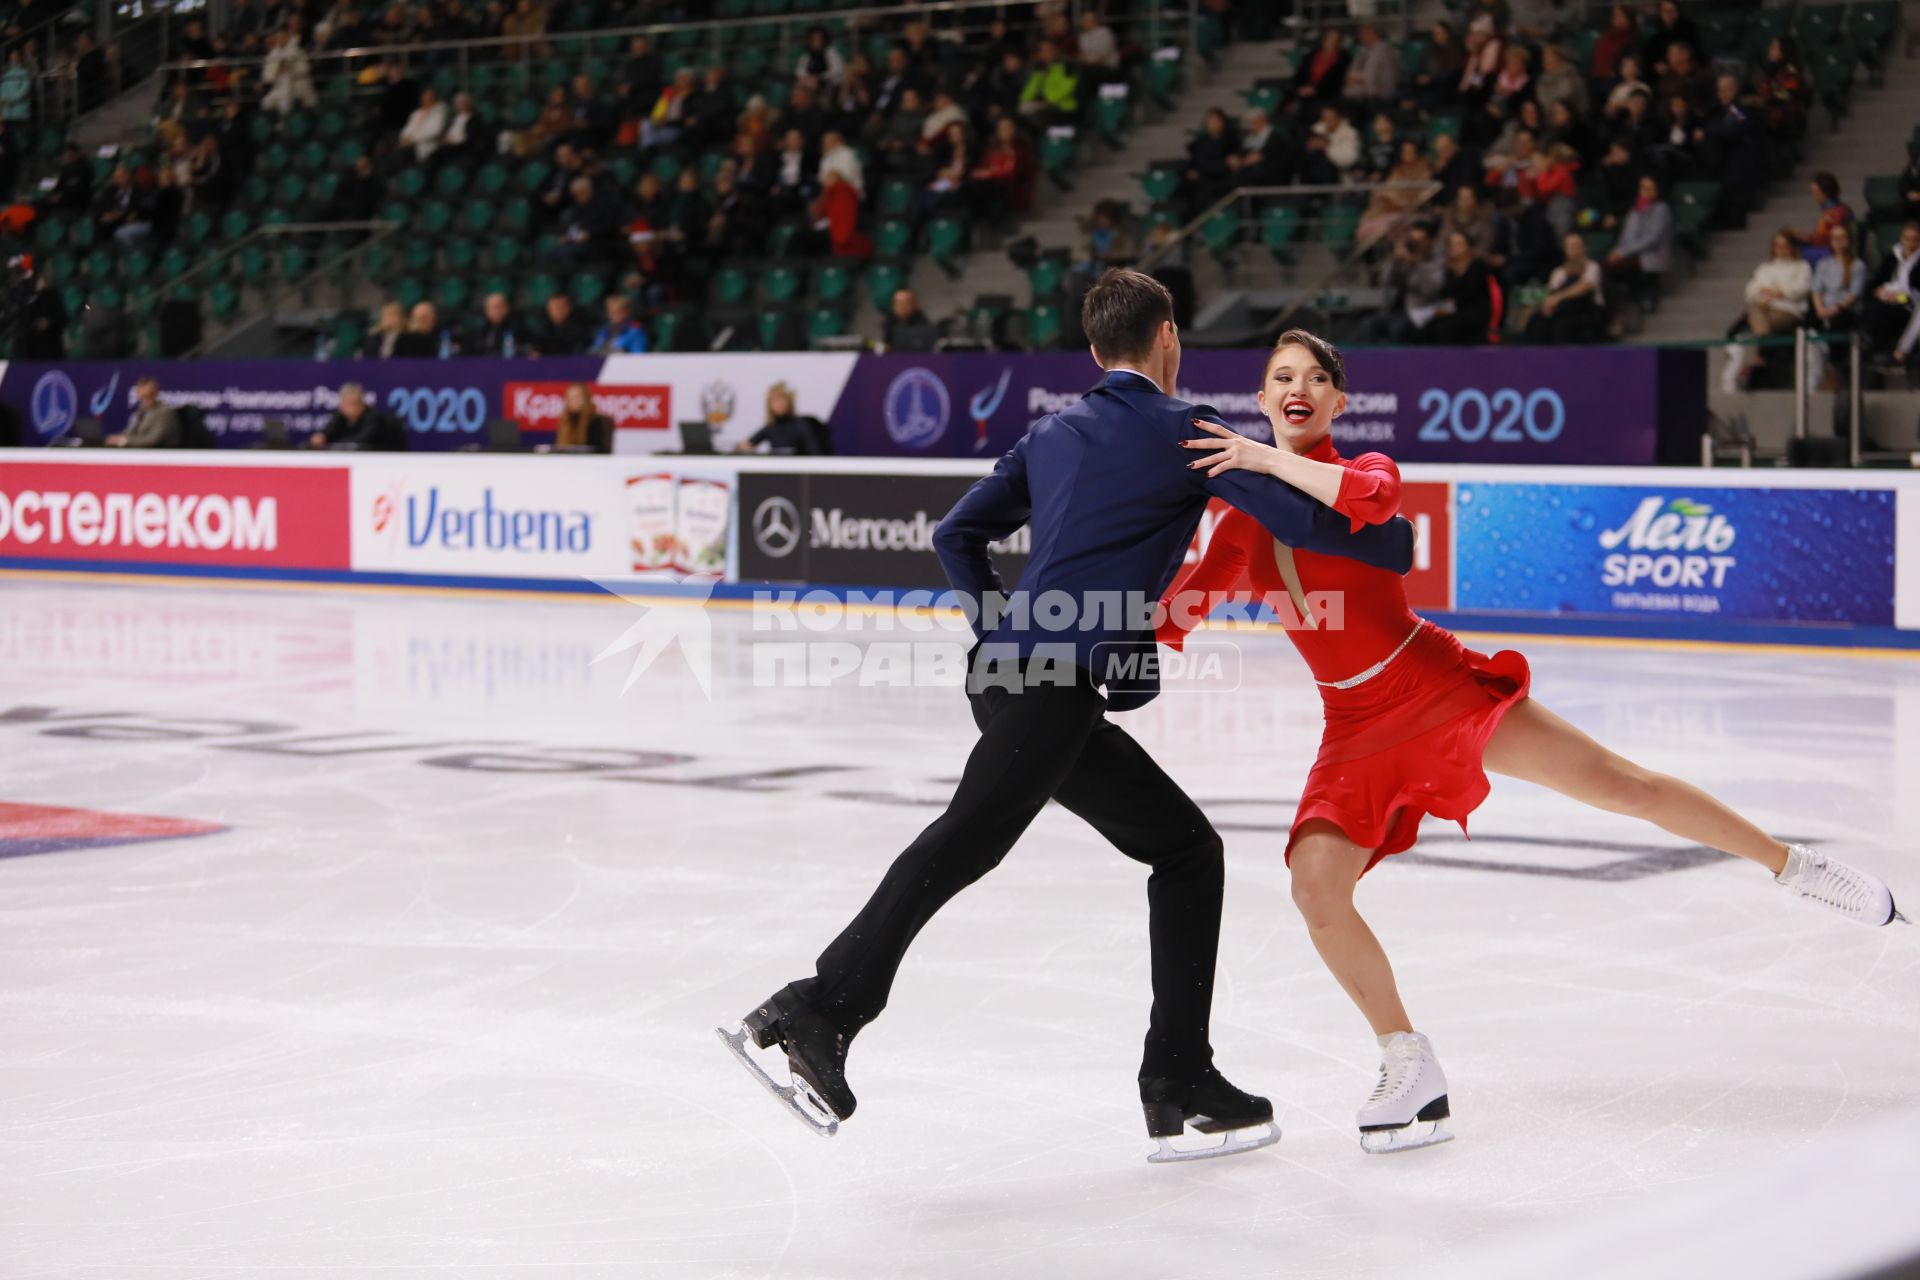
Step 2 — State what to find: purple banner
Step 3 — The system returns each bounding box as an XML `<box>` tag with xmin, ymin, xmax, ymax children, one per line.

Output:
<box><xmin>826</xmin><ymin>346</ymin><xmax>1682</xmax><ymax>464</ymax></box>
<box><xmin>0</xmin><ymin>358</ymin><xmax>607</xmax><ymax>451</ymax></box>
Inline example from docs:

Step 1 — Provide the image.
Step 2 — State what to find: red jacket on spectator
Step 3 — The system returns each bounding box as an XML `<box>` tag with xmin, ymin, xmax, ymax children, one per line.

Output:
<box><xmin>815</xmin><ymin>177</ymin><xmax>870</xmax><ymax>258</ymax></box>
<box><xmin>1519</xmin><ymin>158</ymin><xmax>1577</xmax><ymax>204</ymax></box>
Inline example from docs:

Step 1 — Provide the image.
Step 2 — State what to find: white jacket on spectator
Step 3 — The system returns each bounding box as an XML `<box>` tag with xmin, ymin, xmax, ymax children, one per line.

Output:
<box><xmin>1314</xmin><ymin>118</ymin><xmax>1361</xmax><ymax>174</ymax></box>
<box><xmin>261</xmin><ymin>37</ymin><xmax>316</xmax><ymax>115</ymax></box>
<box><xmin>1078</xmin><ymin>23</ymin><xmax>1120</xmax><ymax>69</ymax></box>
<box><xmin>819</xmin><ymin>140</ymin><xmax>864</xmax><ymax>196</ymax></box>
<box><xmin>1745</xmin><ymin>257</ymin><xmax>1812</xmax><ymax>316</ymax></box>
<box><xmin>400</xmin><ymin>99</ymin><xmax>449</xmax><ymax>161</ymax></box>
<box><xmin>1614</xmin><ymin>200</ymin><xmax>1673</xmax><ymax>274</ymax></box>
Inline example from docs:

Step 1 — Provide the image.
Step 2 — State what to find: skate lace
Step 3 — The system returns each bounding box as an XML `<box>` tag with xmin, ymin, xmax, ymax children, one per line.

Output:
<box><xmin>1793</xmin><ymin>853</ymin><xmax>1869</xmax><ymax>914</ymax></box>
<box><xmin>1366</xmin><ymin>1039</ymin><xmax>1422</xmax><ymax>1107</ymax></box>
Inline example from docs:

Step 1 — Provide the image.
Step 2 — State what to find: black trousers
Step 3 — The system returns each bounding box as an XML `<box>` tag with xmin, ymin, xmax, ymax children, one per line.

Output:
<box><xmin>791</xmin><ymin>670</ymin><xmax>1226</xmax><ymax>1079</ymax></box>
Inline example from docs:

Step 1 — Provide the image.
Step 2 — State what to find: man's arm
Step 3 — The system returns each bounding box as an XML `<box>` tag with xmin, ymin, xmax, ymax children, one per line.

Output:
<box><xmin>1184</xmin><ymin>414</ymin><xmax>1413</xmax><ymax>574</ymax></box>
<box><xmin>932</xmin><ymin>434</ymin><xmax>1032</xmax><ymax>636</ymax></box>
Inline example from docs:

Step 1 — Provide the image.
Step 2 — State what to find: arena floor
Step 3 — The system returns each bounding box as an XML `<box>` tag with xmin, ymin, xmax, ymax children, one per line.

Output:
<box><xmin>3</xmin><ymin>577</ymin><xmax>1917</xmax><ymax>1278</ymax></box>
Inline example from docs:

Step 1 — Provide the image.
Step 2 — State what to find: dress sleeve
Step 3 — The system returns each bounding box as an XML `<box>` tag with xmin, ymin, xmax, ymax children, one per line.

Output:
<box><xmin>1332</xmin><ymin>453</ymin><xmax>1404</xmax><ymax>532</ymax></box>
<box><xmin>1156</xmin><ymin>506</ymin><xmax>1258</xmax><ymax>650</ymax></box>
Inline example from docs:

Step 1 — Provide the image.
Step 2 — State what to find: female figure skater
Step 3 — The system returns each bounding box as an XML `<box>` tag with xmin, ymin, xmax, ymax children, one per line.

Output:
<box><xmin>1159</xmin><ymin>330</ymin><xmax>1903</xmax><ymax>1154</ymax></box>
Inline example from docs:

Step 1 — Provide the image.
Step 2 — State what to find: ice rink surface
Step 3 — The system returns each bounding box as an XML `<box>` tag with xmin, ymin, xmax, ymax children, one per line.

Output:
<box><xmin>2</xmin><ymin>576</ymin><xmax>1917</xmax><ymax>1279</ymax></box>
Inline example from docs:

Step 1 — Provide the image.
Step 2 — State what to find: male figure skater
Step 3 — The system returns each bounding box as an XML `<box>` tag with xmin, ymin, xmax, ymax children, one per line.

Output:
<box><xmin>721</xmin><ymin>271</ymin><xmax>1416</xmax><ymax>1161</ymax></box>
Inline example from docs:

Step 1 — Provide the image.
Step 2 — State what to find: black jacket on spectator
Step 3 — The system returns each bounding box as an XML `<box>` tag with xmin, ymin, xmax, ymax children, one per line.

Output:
<box><xmin>18</xmin><ymin>279</ymin><xmax>66</xmax><ymax>359</ymax></box>
<box><xmin>1437</xmin><ymin>258</ymin><xmax>1494</xmax><ymax>343</ymax></box>
<box><xmin>535</xmin><ymin>312</ymin><xmax>592</xmax><ymax>356</ymax></box>
<box><xmin>323</xmin><ymin>169</ymin><xmax>383</xmax><ymax>221</ymax></box>
<box><xmin>1642</xmin><ymin>15</ymin><xmax>1704</xmax><ymax>71</ymax></box>
<box><xmin>392</xmin><ymin>328</ymin><xmax>448</xmax><ymax>358</ymax></box>
<box><xmin>473</xmin><ymin>315</ymin><xmax>531</xmax><ymax>357</ymax></box>
<box><xmin>747</xmin><ymin>412</ymin><xmax>831</xmax><ymax>455</ymax></box>
<box><xmin>321</xmin><ymin>407</ymin><xmax>406</xmax><ymax>450</ymax></box>
<box><xmin>51</xmin><ymin>156</ymin><xmax>93</xmax><ymax>213</ymax></box>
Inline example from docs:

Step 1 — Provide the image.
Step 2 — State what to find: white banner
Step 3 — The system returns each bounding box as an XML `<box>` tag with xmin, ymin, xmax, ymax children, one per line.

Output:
<box><xmin>599</xmin><ymin>352</ymin><xmax>861</xmax><ymax>455</ymax></box>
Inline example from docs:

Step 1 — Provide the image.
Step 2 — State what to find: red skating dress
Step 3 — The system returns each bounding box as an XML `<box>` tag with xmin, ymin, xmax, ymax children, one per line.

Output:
<box><xmin>1158</xmin><ymin>441</ymin><xmax>1530</xmax><ymax>874</ymax></box>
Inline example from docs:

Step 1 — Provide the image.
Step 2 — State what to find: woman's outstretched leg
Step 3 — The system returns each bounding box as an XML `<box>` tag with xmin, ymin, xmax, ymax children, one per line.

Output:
<box><xmin>1482</xmin><ymin>697</ymin><xmax>1899</xmax><ymax>925</ymax></box>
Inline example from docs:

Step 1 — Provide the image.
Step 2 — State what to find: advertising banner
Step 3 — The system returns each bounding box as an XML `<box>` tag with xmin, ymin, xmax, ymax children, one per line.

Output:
<box><xmin>0</xmin><ymin>461</ymin><xmax>350</xmax><ymax>568</ymax></box>
<box><xmin>737</xmin><ymin>471</ymin><xmax>1030</xmax><ymax>590</ymax></box>
<box><xmin>350</xmin><ymin>457</ymin><xmax>629</xmax><ymax>577</ymax></box>
<box><xmin>1454</xmin><ymin>483</ymin><xmax>1898</xmax><ymax>625</ymax></box>
<box><xmin>825</xmin><ymin>348</ymin><xmax>1677</xmax><ymax>465</ymax></box>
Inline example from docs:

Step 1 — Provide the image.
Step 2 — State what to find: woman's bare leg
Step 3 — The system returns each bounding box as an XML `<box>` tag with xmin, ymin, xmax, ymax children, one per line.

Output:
<box><xmin>1289</xmin><ymin>820</ymin><xmax>1415</xmax><ymax>1037</ymax></box>
<box><xmin>1482</xmin><ymin>698</ymin><xmax>1790</xmax><ymax>875</ymax></box>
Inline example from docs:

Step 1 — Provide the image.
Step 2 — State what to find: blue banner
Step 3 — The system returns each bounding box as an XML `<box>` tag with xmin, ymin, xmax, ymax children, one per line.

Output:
<box><xmin>1455</xmin><ymin>483</ymin><xmax>1898</xmax><ymax>625</ymax></box>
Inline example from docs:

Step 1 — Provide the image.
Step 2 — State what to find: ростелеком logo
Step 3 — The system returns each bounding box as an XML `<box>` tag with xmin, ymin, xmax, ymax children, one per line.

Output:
<box><xmin>884</xmin><ymin>368</ymin><xmax>950</xmax><ymax>449</ymax></box>
<box><xmin>752</xmin><ymin>495</ymin><xmax>801</xmax><ymax>559</ymax></box>
<box><xmin>29</xmin><ymin>371</ymin><xmax>78</xmax><ymax>440</ymax></box>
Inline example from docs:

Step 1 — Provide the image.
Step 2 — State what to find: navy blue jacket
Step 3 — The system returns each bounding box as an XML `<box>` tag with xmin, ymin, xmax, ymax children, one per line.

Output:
<box><xmin>932</xmin><ymin>369</ymin><xmax>1415</xmax><ymax>710</ymax></box>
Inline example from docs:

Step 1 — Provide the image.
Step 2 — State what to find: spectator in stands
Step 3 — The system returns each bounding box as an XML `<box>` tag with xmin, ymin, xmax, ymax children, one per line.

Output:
<box><xmin>1483</xmin><ymin>124</ymin><xmax>1537</xmax><ymax>194</ymax></box>
<box><xmin>1445</xmin><ymin>182</ymin><xmax>1510</xmax><ymax>269</ymax></box>
<box><xmin>0</xmin><ymin>120</ymin><xmax>19</xmax><ymax>196</ymax></box>
<box><xmin>623</xmin><ymin>34</ymin><xmax>661</xmax><ymax>110</ymax></box>
<box><xmin>874</xmin><ymin>46</ymin><xmax>925</xmax><ymax>118</ymax></box>
<box><xmin>818</xmin><ymin>129</ymin><xmax>863</xmax><ymax>198</ymax></box>
<box><xmin>1864</xmin><ymin>222</ymin><xmax>1920</xmax><ymax>362</ymax></box>
<box><xmin>187</xmin><ymin>135</ymin><xmax>231</xmax><ymax>210</ymax></box>
<box><xmin>1724</xmin><ymin>230</ymin><xmax>1812</xmax><ymax>391</ymax></box>
<box><xmin>501</xmin><ymin>0</ymin><xmax>548</xmax><ymax>58</ymax></box>
<box><xmin>399</xmin><ymin>87</ymin><xmax>448</xmax><ymax>163</ymax></box>
<box><xmin>1342</xmin><ymin>23</ymin><xmax>1399</xmax><ymax>116</ymax></box>
<box><xmin>1524</xmin><ymin>143</ymin><xmax>1581</xmax><ymax>238</ymax></box>
<box><xmin>308</xmin><ymin>383</ymin><xmax>405</xmax><ymax>450</ymax></box>
<box><xmin>1410</xmin><ymin>21</ymin><xmax>1463</xmax><ymax>109</ymax></box>
<box><xmin>1701</xmin><ymin>74</ymin><xmax>1763</xmax><ymax>217</ymax></box>
<box><xmin>765</xmin><ymin>128</ymin><xmax>812</xmax><ymax>218</ymax></box>
<box><xmin>48</xmin><ymin>142</ymin><xmax>92</xmax><ymax>213</ymax></box>
<box><xmin>1428</xmin><ymin>130</ymin><xmax>1475</xmax><ymax>201</ymax></box>
<box><xmin>811</xmin><ymin>165</ymin><xmax>867</xmax><ymax>257</ymax></box>
<box><xmin>393</xmin><ymin>301</ymin><xmax>449</xmax><ymax>357</ymax></box>
<box><xmin>1184</xmin><ymin>108</ymin><xmax>1236</xmax><ymax>213</ymax></box>
<box><xmin>1757</xmin><ymin>38</ymin><xmax>1810</xmax><ymax>138</ymax></box>
<box><xmin>796</xmin><ymin>26</ymin><xmax>845</xmax><ymax>84</ymax></box>
<box><xmin>1541</xmin><ymin>98</ymin><xmax>1595</xmax><ymax>168</ymax></box>
<box><xmin>1286</xmin><ymin>27</ymin><xmax>1348</xmax><ymax>119</ymax></box>
<box><xmin>1428</xmin><ymin>229</ymin><xmax>1496</xmax><ymax>344</ymax></box>
<box><xmin>734</xmin><ymin>382</ymin><xmax>830</xmax><ymax>455</ymax></box>
<box><xmin>1019</xmin><ymin>39</ymin><xmax>1079</xmax><ymax>126</ymax></box>
<box><xmin>0</xmin><ymin>48</ymin><xmax>31</xmax><ymax>124</ymax></box>
<box><xmin>437</xmin><ymin>92</ymin><xmax>486</xmax><ymax>168</ymax></box>
<box><xmin>91</xmin><ymin>164</ymin><xmax>139</xmax><ymax>246</ymax></box>
<box><xmin>536</xmin><ymin>292</ymin><xmax>589</xmax><ymax>356</ymax></box>
<box><xmin>1602</xmin><ymin>54</ymin><xmax>1650</xmax><ymax>120</ymax></box>
<box><xmin>1227</xmin><ymin>108</ymin><xmax>1290</xmax><ymax>188</ymax></box>
<box><xmin>1590</xmin><ymin>4</ymin><xmax>1637</xmax><ymax>82</ymax></box>
<box><xmin>556</xmin><ymin>175</ymin><xmax>621</xmax><ymax>266</ymax></box>
<box><xmin>684</xmin><ymin>66</ymin><xmax>737</xmax><ymax>154</ymax></box>
<box><xmin>1807</xmin><ymin>222</ymin><xmax>1866</xmax><ymax>388</ymax></box>
<box><xmin>1642</xmin><ymin>0</ymin><xmax>1703</xmax><ymax>75</ymax></box>
<box><xmin>105</xmin><ymin>377</ymin><xmax>179</xmax><ymax>448</ymax></box>
<box><xmin>1791</xmin><ymin>172</ymin><xmax>1853</xmax><ymax>264</ymax></box>
<box><xmin>1650</xmin><ymin>94</ymin><xmax>1704</xmax><ymax>183</ymax></box>
<box><xmin>321</xmin><ymin>153</ymin><xmax>381</xmax><ymax>221</ymax></box>
<box><xmin>373</xmin><ymin>60</ymin><xmax>420</xmax><ymax>138</ymax></box>
<box><xmin>873</xmin><ymin>88</ymin><xmax>927</xmax><ymax>175</ymax></box>
<box><xmin>1077</xmin><ymin>198</ymin><xmax>1139</xmax><ymax>277</ymax></box>
<box><xmin>1657</xmin><ymin>43</ymin><xmax>1713</xmax><ymax>119</ymax></box>
<box><xmin>1367</xmin><ymin>221</ymin><xmax>1446</xmax><ymax>342</ymax></box>
<box><xmin>916</xmin><ymin>121</ymin><xmax>970</xmax><ymax>221</ymax></box>
<box><xmin>567</xmin><ymin>74</ymin><xmax>615</xmax><ymax>151</ymax></box>
<box><xmin>538</xmin><ymin>383</ymin><xmax>612</xmax><ymax>454</ymax></box>
<box><xmin>1457</xmin><ymin>25</ymin><xmax>1505</xmax><ymax>123</ymax></box>
<box><xmin>1605</xmin><ymin>173</ymin><xmax>1673</xmax><ymax>291</ymax></box>
<box><xmin>1525</xmin><ymin>231</ymin><xmax>1606</xmax><ymax>343</ymax></box>
<box><xmin>16</xmin><ymin>269</ymin><xmax>65</xmax><ymax>359</ymax></box>
<box><xmin>1484</xmin><ymin>42</ymin><xmax>1533</xmax><ymax>123</ymax></box>
<box><xmin>1898</xmin><ymin>144</ymin><xmax>1920</xmax><ymax>223</ymax></box>
<box><xmin>1534</xmin><ymin>44</ymin><xmax>1587</xmax><ymax>120</ymax></box>
<box><xmin>260</xmin><ymin>30</ymin><xmax>315</xmax><ymax>115</ymax></box>
<box><xmin>1311</xmin><ymin>104</ymin><xmax>1360</xmax><ymax>178</ymax></box>
<box><xmin>1358</xmin><ymin>139</ymin><xmax>1432</xmax><ymax>247</ymax></box>
<box><xmin>590</xmin><ymin>294</ymin><xmax>649</xmax><ymax>355</ymax></box>
<box><xmin>119</xmin><ymin>167</ymin><xmax>182</xmax><ymax>247</ymax></box>
<box><xmin>472</xmin><ymin>292</ymin><xmax>528</xmax><ymax>358</ymax></box>
<box><xmin>884</xmin><ymin>287</ymin><xmax>934</xmax><ymax>351</ymax></box>
<box><xmin>1594</xmin><ymin>138</ymin><xmax>1641</xmax><ymax>224</ymax></box>
<box><xmin>641</xmin><ymin>67</ymin><xmax>697</xmax><ymax>150</ymax></box>
<box><xmin>362</xmin><ymin>301</ymin><xmax>405</xmax><ymax>357</ymax></box>
<box><xmin>1357</xmin><ymin>112</ymin><xmax>1399</xmax><ymax>182</ymax></box>
<box><xmin>967</xmin><ymin>116</ymin><xmax>1033</xmax><ymax>219</ymax></box>
<box><xmin>1076</xmin><ymin>10</ymin><xmax>1120</xmax><ymax>74</ymax></box>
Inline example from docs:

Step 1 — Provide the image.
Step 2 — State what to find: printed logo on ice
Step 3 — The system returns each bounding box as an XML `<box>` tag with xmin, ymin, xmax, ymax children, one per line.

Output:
<box><xmin>1597</xmin><ymin>496</ymin><xmax>1736</xmax><ymax>590</ymax></box>
<box><xmin>503</xmin><ymin>382</ymin><xmax>671</xmax><ymax>433</ymax></box>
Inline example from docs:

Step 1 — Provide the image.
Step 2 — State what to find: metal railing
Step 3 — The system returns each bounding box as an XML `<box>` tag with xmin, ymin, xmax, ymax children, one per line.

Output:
<box><xmin>1701</xmin><ymin>329</ymin><xmax>1917</xmax><ymax>469</ymax></box>
<box><xmin>155</xmin><ymin>0</ymin><xmax>1198</xmax><ymax>103</ymax></box>
<box><xmin>144</xmin><ymin>219</ymin><xmax>402</xmax><ymax>357</ymax></box>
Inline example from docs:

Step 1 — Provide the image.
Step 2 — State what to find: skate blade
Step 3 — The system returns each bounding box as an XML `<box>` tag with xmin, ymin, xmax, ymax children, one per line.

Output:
<box><xmin>1146</xmin><ymin>1121</ymin><xmax>1280</xmax><ymax>1164</ymax></box>
<box><xmin>715</xmin><ymin>1023</ymin><xmax>838</xmax><ymax>1138</ymax></box>
<box><xmin>1359</xmin><ymin>1120</ymin><xmax>1453</xmax><ymax>1155</ymax></box>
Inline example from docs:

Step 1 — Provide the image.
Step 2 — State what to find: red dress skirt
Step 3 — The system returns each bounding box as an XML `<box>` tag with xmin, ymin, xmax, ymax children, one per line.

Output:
<box><xmin>1288</xmin><ymin>622</ymin><xmax>1531</xmax><ymax>875</ymax></box>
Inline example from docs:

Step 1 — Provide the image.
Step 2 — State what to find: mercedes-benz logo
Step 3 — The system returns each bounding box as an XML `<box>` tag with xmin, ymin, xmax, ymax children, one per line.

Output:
<box><xmin>753</xmin><ymin>496</ymin><xmax>801</xmax><ymax>559</ymax></box>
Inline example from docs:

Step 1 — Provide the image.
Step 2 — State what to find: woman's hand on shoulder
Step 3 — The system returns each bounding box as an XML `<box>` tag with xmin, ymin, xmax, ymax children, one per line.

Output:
<box><xmin>1181</xmin><ymin>418</ymin><xmax>1281</xmax><ymax>479</ymax></box>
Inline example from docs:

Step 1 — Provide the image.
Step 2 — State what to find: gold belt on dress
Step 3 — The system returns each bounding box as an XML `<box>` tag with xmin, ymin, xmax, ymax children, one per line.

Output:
<box><xmin>1314</xmin><ymin>621</ymin><xmax>1427</xmax><ymax>690</ymax></box>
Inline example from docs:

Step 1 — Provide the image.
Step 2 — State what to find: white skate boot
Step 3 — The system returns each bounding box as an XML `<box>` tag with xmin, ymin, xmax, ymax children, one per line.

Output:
<box><xmin>1357</xmin><ymin>1031</ymin><xmax>1453</xmax><ymax>1154</ymax></box>
<box><xmin>1777</xmin><ymin>844</ymin><xmax>1903</xmax><ymax>927</ymax></box>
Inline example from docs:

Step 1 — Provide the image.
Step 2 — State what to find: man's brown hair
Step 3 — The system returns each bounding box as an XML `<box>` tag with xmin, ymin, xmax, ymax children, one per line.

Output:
<box><xmin>1081</xmin><ymin>268</ymin><xmax>1174</xmax><ymax>365</ymax></box>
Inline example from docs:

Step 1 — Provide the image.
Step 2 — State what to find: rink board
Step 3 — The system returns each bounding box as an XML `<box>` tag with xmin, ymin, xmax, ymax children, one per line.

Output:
<box><xmin>2</xmin><ymin>449</ymin><xmax>1917</xmax><ymax>646</ymax></box>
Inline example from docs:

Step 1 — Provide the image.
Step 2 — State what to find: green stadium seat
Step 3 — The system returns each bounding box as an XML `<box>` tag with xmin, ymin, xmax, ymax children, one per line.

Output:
<box><xmin>878</xmin><ymin>179</ymin><xmax>914</xmax><ymax>219</ymax></box>
<box><xmin>402</xmin><ymin>239</ymin><xmax>434</xmax><ymax>273</ymax></box>
<box><xmin>477</xmin><ymin>163</ymin><xmax>509</xmax><ymax>196</ymax></box>
<box><xmin>711</xmin><ymin>266</ymin><xmax>751</xmax><ymax>306</ymax></box>
<box><xmin>1864</xmin><ymin>175</ymin><xmax>1903</xmax><ymax>221</ymax></box>
<box><xmin>868</xmin><ymin>262</ymin><xmax>905</xmax><ymax>312</ymax></box>
<box><xmin>1041</xmin><ymin>130</ymin><xmax>1078</xmax><ymax>191</ymax></box>
<box><xmin>333</xmin><ymin>316</ymin><xmax>365</xmax><ymax>356</ymax></box>
<box><xmin>1320</xmin><ymin>204</ymin><xmax>1359</xmax><ymax>249</ymax></box>
<box><xmin>1025</xmin><ymin>303</ymin><xmax>1061</xmax><ymax>349</ymax></box>
<box><xmin>1028</xmin><ymin>257</ymin><xmax>1064</xmax><ymax>298</ymax></box>
<box><xmin>278</xmin><ymin>245</ymin><xmax>311</xmax><ymax>279</ymax></box>
<box><xmin>816</xmin><ymin>264</ymin><xmax>854</xmax><ymax>303</ymax></box>
<box><xmin>874</xmin><ymin>219</ymin><xmax>913</xmax><ymax>258</ymax></box>
<box><xmin>807</xmin><ymin>307</ymin><xmax>846</xmax><ymax>346</ymax></box>
<box><xmin>1145</xmin><ymin>56</ymin><xmax>1182</xmax><ymax>109</ymax></box>
<box><xmin>208</xmin><ymin>282</ymin><xmax>240</xmax><ymax>319</ymax></box>
<box><xmin>764</xmin><ymin>265</ymin><xmax>805</xmax><ymax>304</ymax></box>
<box><xmin>434</xmin><ymin>165</ymin><xmax>469</xmax><ymax>199</ymax></box>
<box><xmin>1261</xmin><ymin>205</ymin><xmax>1300</xmax><ymax>261</ymax></box>
<box><xmin>572</xmin><ymin>273</ymin><xmax>606</xmax><ymax>307</ymax></box>
<box><xmin>1095</xmin><ymin>92</ymin><xmax>1131</xmax><ymax>146</ymax></box>
<box><xmin>1202</xmin><ymin>210</ymin><xmax>1240</xmax><ymax>264</ymax></box>
<box><xmin>1141</xmin><ymin>166</ymin><xmax>1181</xmax><ymax>206</ymax></box>
<box><xmin>394</xmin><ymin>277</ymin><xmax>428</xmax><ymax>310</ymax></box>
<box><xmin>444</xmin><ymin>237</ymin><xmax>480</xmax><ymax>271</ymax></box>
<box><xmin>436</xmin><ymin>275</ymin><xmax>471</xmax><ymax>311</ymax></box>
<box><xmin>924</xmin><ymin>218</ymin><xmax>967</xmax><ymax>273</ymax></box>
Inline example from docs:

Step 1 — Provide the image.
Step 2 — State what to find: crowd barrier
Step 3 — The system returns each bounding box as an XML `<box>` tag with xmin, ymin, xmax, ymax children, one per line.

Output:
<box><xmin>1</xmin><ymin>450</ymin><xmax>1915</xmax><ymax>649</ymax></box>
<box><xmin>0</xmin><ymin>347</ymin><xmax>1702</xmax><ymax>463</ymax></box>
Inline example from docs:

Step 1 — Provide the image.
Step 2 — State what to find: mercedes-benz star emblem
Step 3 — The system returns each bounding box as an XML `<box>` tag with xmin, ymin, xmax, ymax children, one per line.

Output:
<box><xmin>753</xmin><ymin>496</ymin><xmax>801</xmax><ymax>559</ymax></box>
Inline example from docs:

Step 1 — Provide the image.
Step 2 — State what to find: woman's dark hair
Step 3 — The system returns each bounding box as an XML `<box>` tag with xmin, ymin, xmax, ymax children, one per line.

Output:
<box><xmin>1813</xmin><ymin>171</ymin><xmax>1840</xmax><ymax>201</ymax></box>
<box><xmin>1265</xmin><ymin>329</ymin><xmax>1346</xmax><ymax>391</ymax></box>
<box><xmin>1081</xmin><ymin>269</ymin><xmax>1174</xmax><ymax>364</ymax></box>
